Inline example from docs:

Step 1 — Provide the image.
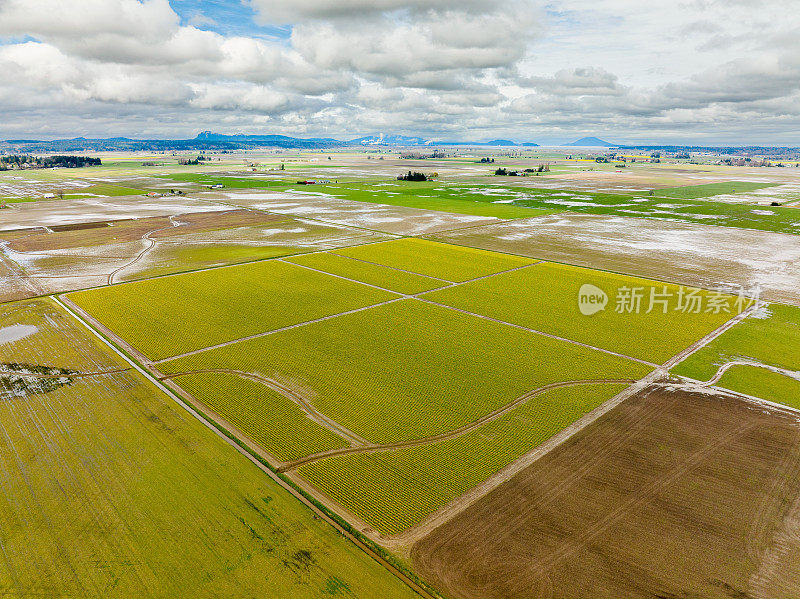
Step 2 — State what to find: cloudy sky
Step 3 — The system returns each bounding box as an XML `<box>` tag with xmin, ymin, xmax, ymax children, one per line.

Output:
<box><xmin>0</xmin><ymin>0</ymin><xmax>798</xmax><ymax>144</ymax></box>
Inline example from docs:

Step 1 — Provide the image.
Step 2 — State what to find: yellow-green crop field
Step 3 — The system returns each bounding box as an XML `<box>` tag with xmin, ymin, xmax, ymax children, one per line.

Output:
<box><xmin>160</xmin><ymin>299</ymin><xmax>651</xmax><ymax>445</ymax></box>
<box><xmin>673</xmin><ymin>303</ymin><xmax>800</xmax><ymax>409</ymax></box>
<box><xmin>299</xmin><ymin>383</ymin><xmax>630</xmax><ymax>535</ymax></box>
<box><xmin>172</xmin><ymin>371</ymin><xmax>349</xmax><ymax>461</ymax></box>
<box><xmin>674</xmin><ymin>303</ymin><xmax>800</xmax><ymax>379</ymax></box>
<box><xmin>67</xmin><ymin>259</ymin><xmax>398</xmax><ymax>361</ymax></box>
<box><xmin>331</xmin><ymin>238</ymin><xmax>536</xmax><ymax>282</ymax></box>
<box><xmin>0</xmin><ymin>299</ymin><xmax>417</xmax><ymax>598</ymax></box>
<box><xmin>715</xmin><ymin>365</ymin><xmax>800</xmax><ymax>410</ymax></box>
<box><xmin>422</xmin><ymin>261</ymin><xmax>739</xmax><ymax>364</ymax></box>
<box><xmin>285</xmin><ymin>251</ymin><xmax>448</xmax><ymax>294</ymax></box>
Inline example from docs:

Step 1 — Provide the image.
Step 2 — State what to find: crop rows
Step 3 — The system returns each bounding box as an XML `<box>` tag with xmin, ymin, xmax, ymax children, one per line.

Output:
<box><xmin>67</xmin><ymin>259</ymin><xmax>397</xmax><ymax>361</ymax></box>
<box><xmin>285</xmin><ymin>251</ymin><xmax>448</xmax><ymax>295</ymax></box>
<box><xmin>675</xmin><ymin>303</ymin><xmax>800</xmax><ymax>380</ymax></box>
<box><xmin>332</xmin><ymin>238</ymin><xmax>535</xmax><ymax>282</ymax></box>
<box><xmin>174</xmin><ymin>371</ymin><xmax>348</xmax><ymax>462</ymax></box>
<box><xmin>159</xmin><ymin>300</ymin><xmax>650</xmax><ymax>444</ymax></box>
<box><xmin>299</xmin><ymin>383</ymin><xmax>629</xmax><ymax>535</ymax></box>
<box><xmin>0</xmin><ymin>299</ymin><xmax>415</xmax><ymax>598</ymax></box>
<box><xmin>422</xmin><ymin>261</ymin><xmax>738</xmax><ymax>364</ymax></box>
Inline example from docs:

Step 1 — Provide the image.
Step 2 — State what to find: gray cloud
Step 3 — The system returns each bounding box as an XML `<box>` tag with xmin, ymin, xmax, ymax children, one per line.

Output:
<box><xmin>0</xmin><ymin>0</ymin><xmax>798</xmax><ymax>143</ymax></box>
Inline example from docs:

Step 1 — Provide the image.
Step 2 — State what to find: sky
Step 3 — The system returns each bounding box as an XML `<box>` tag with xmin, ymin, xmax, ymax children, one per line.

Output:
<box><xmin>0</xmin><ymin>0</ymin><xmax>798</xmax><ymax>144</ymax></box>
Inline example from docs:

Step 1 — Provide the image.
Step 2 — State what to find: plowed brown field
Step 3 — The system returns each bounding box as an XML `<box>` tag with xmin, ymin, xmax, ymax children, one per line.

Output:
<box><xmin>413</xmin><ymin>385</ymin><xmax>800</xmax><ymax>599</ymax></box>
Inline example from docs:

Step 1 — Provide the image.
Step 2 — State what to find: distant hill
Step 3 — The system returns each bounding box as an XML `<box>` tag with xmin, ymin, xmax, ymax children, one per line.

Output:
<box><xmin>350</xmin><ymin>134</ymin><xmax>428</xmax><ymax>146</ymax></box>
<box><xmin>564</xmin><ymin>137</ymin><xmax>615</xmax><ymax>147</ymax></box>
<box><xmin>195</xmin><ymin>131</ymin><xmax>345</xmax><ymax>148</ymax></box>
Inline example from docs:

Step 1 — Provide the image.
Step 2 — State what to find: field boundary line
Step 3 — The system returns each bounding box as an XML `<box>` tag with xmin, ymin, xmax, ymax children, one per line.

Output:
<box><xmin>278</xmin><ymin>379</ymin><xmax>637</xmax><ymax>472</ymax></box>
<box><xmin>324</xmin><ymin>253</ymin><xmax>456</xmax><ymax>283</ymax></box>
<box><xmin>660</xmin><ymin>301</ymin><xmax>759</xmax><ymax>371</ymax></box>
<box><xmin>154</xmin><ymin>260</ymin><xmax>543</xmax><ymax>364</ymax></box>
<box><xmin>665</xmin><ymin>376</ymin><xmax>800</xmax><ymax>418</ymax></box>
<box><xmin>107</xmin><ymin>214</ymin><xmax>186</xmax><ymax>285</ymax></box>
<box><xmin>154</xmin><ymin>296</ymin><xmax>404</xmax><ymax>364</ymax></box>
<box><xmin>417</xmin><ymin>297</ymin><xmax>658</xmax><ymax>367</ymax></box>
<box><xmin>50</xmin><ymin>295</ymin><xmax>438</xmax><ymax>599</ymax></box>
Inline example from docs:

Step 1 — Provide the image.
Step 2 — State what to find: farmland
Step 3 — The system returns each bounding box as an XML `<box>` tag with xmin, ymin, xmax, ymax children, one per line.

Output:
<box><xmin>298</xmin><ymin>383</ymin><xmax>630</xmax><ymax>535</ymax></box>
<box><xmin>331</xmin><ymin>238</ymin><xmax>535</xmax><ymax>282</ymax></box>
<box><xmin>0</xmin><ymin>298</ymin><xmax>418</xmax><ymax>598</ymax></box>
<box><xmin>285</xmin><ymin>251</ymin><xmax>449</xmax><ymax>294</ymax></box>
<box><xmin>674</xmin><ymin>303</ymin><xmax>800</xmax><ymax>380</ymax></box>
<box><xmin>412</xmin><ymin>385</ymin><xmax>800</xmax><ymax>599</ymax></box>
<box><xmin>421</xmin><ymin>261</ymin><xmax>740</xmax><ymax>364</ymax></box>
<box><xmin>67</xmin><ymin>258</ymin><xmax>398</xmax><ymax>360</ymax></box>
<box><xmin>170</xmin><ymin>371</ymin><xmax>350</xmax><ymax>461</ymax></box>
<box><xmin>158</xmin><ymin>299</ymin><xmax>651</xmax><ymax>445</ymax></box>
<box><xmin>4</xmin><ymin>147</ymin><xmax>800</xmax><ymax>598</ymax></box>
<box><xmin>672</xmin><ymin>303</ymin><xmax>800</xmax><ymax>409</ymax></box>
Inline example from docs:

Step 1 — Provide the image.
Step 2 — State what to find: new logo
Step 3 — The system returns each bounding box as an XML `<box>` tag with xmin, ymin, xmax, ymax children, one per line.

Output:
<box><xmin>578</xmin><ymin>284</ymin><xmax>608</xmax><ymax>316</ymax></box>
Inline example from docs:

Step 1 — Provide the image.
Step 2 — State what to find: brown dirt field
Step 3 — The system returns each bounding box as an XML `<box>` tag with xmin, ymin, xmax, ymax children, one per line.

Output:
<box><xmin>412</xmin><ymin>385</ymin><xmax>800</xmax><ymax>599</ymax></box>
<box><xmin>429</xmin><ymin>213</ymin><xmax>800</xmax><ymax>305</ymax></box>
<box><xmin>3</xmin><ymin>217</ymin><xmax>172</xmax><ymax>251</ymax></box>
<box><xmin>150</xmin><ymin>209</ymin><xmax>285</xmax><ymax>238</ymax></box>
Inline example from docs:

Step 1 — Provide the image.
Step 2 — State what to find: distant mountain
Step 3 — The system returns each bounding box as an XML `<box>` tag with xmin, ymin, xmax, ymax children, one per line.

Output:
<box><xmin>0</xmin><ymin>132</ymin><xmax>542</xmax><ymax>152</ymax></box>
<box><xmin>194</xmin><ymin>131</ymin><xmax>345</xmax><ymax>148</ymax></box>
<box><xmin>521</xmin><ymin>142</ymin><xmax>540</xmax><ymax>147</ymax></box>
<box><xmin>564</xmin><ymin>137</ymin><xmax>615</xmax><ymax>147</ymax></box>
<box><xmin>482</xmin><ymin>139</ymin><xmax>517</xmax><ymax>146</ymax></box>
<box><xmin>350</xmin><ymin>134</ymin><xmax>428</xmax><ymax>145</ymax></box>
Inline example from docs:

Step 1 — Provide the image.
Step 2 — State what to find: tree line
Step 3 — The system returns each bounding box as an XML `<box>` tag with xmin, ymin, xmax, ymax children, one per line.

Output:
<box><xmin>0</xmin><ymin>155</ymin><xmax>102</xmax><ymax>170</ymax></box>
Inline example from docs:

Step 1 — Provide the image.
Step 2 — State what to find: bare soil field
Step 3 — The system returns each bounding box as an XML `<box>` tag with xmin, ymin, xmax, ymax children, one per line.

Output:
<box><xmin>429</xmin><ymin>212</ymin><xmax>800</xmax><ymax>305</ymax></box>
<box><xmin>0</xmin><ymin>207</ymin><xmax>391</xmax><ymax>302</ymax></box>
<box><xmin>224</xmin><ymin>190</ymin><xmax>501</xmax><ymax>234</ymax></box>
<box><xmin>0</xmin><ymin>195</ymin><xmax>232</xmax><ymax>232</ymax></box>
<box><xmin>412</xmin><ymin>385</ymin><xmax>800</xmax><ymax>599</ymax></box>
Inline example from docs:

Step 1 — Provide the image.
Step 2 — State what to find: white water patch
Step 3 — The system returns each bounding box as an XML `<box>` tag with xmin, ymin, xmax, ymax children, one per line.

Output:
<box><xmin>751</xmin><ymin>209</ymin><xmax>776</xmax><ymax>215</ymax></box>
<box><xmin>0</xmin><ymin>324</ymin><xmax>38</xmax><ymax>344</ymax></box>
<box><xmin>750</xmin><ymin>306</ymin><xmax>774</xmax><ymax>319</ymax></box>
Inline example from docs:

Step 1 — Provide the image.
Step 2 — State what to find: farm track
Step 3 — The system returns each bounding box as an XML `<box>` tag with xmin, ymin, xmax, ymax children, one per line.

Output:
<box><xmin>152</xmin><ymin>260</ymin><xmax>541</xmax><ymax>364</ymax></box>
<box><xmin>700</xmin><ymin>359</ymin><xmax>800</xmax><ymax>386</ymax></box>
<box><xmin>107</xmin><ymin>215</ymin><xmax>185</xmax><ymax>284</ymax></box>
<box><xmin>161</xmin><ymin>368</ymin><xmax>370</xmax><ymax>447</ymax></box>
<box><xmin>275</xmin><ymin>379</ymin><xmax>638</xmax><ymax>472</ymax></box>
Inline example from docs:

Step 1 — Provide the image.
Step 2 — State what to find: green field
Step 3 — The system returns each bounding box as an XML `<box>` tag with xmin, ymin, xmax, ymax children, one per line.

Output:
<box><xmin>285</xmin><ymin>251</ymin><xmax>449</xmax><ymax>294</ymax></box>
<box><xmin>332</xmin><ymin>238</ymin><xmax>535</xmax><ymax>282</ymax></box>
<box><xmin>715</xmin><ymin>365</ymin><xmax>800</xmax><ymax>410</ymax></box>
<box><xmin>652</xmin><ymin>181</ymin><xmax>779</xmax><ymax>199</ymax></box>
<box><xmin>67</xmin><ymin>259</ymin><xmax>397</xmax><ymax>361</ymax></box>
<box><xmin>422</xmin><ymin>261</ymin><xmax>737</xmax><ymax>364</ymax></box>
<box><xmin>155</xmin><ymin>172</ymin><xmax>292</xmax><ymax>188</ymax></box>
<box><xmin>674</xmin><ymin>303</ymin><xmax>800</xmax><ymax>381</ymax></box>
<box><xmin>160</xmin><ymin>300</ymin><xmax>651</xmax><ymax>445</ymax></box>
<box><xmin>172</xmin><ymin>371</ymin><xmax>349</xmax><ymax>461</ymax></box>
<box><xmin>321</xmin><ymin>181</ymin><xmax>555</xmax><ymax>219</ymax></box>
<box><xmin>299</xmin><ymin>383</ymin><xmax>629</xmax><ymax>535</ymax></box>
<box><xmin>0</xmin><ymin>298</ymin><xmax>417</xmax><ymax>598</ymax></box>
<box><xmin>672</xmin><ymin>303</ymin><xmax>800</xmax><ymax>408</ymax></box>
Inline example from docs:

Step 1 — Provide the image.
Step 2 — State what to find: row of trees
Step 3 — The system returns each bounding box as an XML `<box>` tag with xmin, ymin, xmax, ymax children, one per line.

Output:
<box><xmin>0</xmin><ymin>155</ymin><xmax>101</xmax><ymax>170</ymax></box>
